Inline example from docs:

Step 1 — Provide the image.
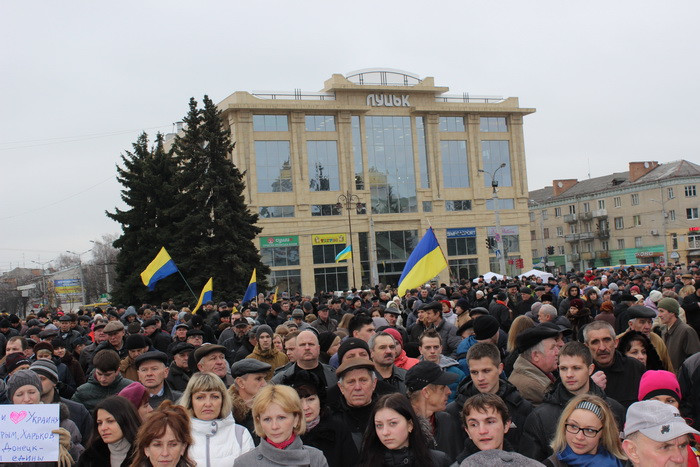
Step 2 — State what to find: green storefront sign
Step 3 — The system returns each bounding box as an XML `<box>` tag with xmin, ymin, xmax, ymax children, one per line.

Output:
<box><xmin>260</xmin><ymin>236</ymin><xmax>299</xmax><ymax>248</ymax></box>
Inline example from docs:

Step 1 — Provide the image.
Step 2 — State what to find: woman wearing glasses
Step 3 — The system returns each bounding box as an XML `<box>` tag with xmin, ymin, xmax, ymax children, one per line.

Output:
<box><xmin>545</xmin><ymin>394</ymin><xmax>625</xmax><ymax>466</ymax></box>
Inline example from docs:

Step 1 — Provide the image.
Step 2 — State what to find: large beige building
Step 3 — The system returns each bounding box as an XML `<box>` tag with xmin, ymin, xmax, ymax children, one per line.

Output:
<box><xmin>528</xmin><ymin>160</ymin><xmax>700</xmax><ymax>273</ymax></box>
<box><xmin>216</xmin><ymin>69</ymin><xmax>535</xmax><ymax>294</ymax></box>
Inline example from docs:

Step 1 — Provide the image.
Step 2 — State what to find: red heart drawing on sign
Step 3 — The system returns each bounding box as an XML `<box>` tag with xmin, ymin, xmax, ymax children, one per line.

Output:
<box><xmin>10</xmin><ymin>411</ymin><xmax>27</xmax><ymax>424</ymax></box>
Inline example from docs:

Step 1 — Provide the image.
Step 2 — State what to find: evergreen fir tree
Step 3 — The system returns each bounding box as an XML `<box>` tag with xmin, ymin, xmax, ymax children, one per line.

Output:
<box><xmin>168</xmin><ymin>96</ymin><xmax>268</xmax><ymax>301</ymax></box>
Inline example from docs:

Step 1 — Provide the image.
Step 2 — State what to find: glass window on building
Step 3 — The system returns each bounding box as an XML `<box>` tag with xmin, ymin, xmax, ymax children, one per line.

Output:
<box><xmin>555</xmin><ymin>207</ymin><xmax>562</xmax><ymax>217</ymax></box>
<box><xmin>260</xmin><ymin>236</ymin><xmax>300</xmax><ymax>268</ymax></box>
<box><xmin>449</xmin><ymin>258</ymin><xmax>478</xmax><ymax>282</ymax></box>
<box><xmin>480</xmin><ymin>117</ymin><xmax>507</xmax><ymax>132</ymax></box>
<box><xmin>308</xmin><ymin>141</ymin><xmax>339</xmax><ymax>191</ymax></box>
<box><xmin>422</xmin><ymin>201</ymin><xmax>433</xmax><ymax>212</ymax></box>
<box><xmin>685</xmin><ymin>185</ymin><xmax>697</xmax><ymax>197</ymax></box>
<box><xmin>558</xmin><ymin>246</ymin><xmax>565</xmax><ymax>255</ymax></box>
<box><xmin>416</xmin><ymin>117</ymin><xmax>430</xmax><ymax>189</ymax></box>
<box><xmin>688</xmin><ymin>235</ymin><xmax>700</xmax><ymax>249</ymax></box>
<box><xmin>439</xmin><ymin>116</ymin><xmax>465</xmax><ymax>132</ymax></box>
<box><xmin>314</xmin><ymin>267</ymin><xmax>348</xmax><ymax>293</ymax></box>
<box><xmin>253</xmin><ymin>115</ymin><xmax>288</xmax><ymax>132</ymax></box>
<box><xmin>351</xmin><ymin>116</ymin><xmax>364</xmax><ymax>190</ymax></box>
<box><xmin>557</xmin><ymin>227</ymin><xmax>564</xmax><ymax>237</ymax></box>
<box><xmin>311</xmin><ymin>204</ymin><xmax>342</xmax><ymax>216</ymax></box>
<box><xmin>259</xmin><ymin>206</ymin><xmax>294</xmax><ymax>218</ymax></box>
<box><xmin>542</xmin><ymin>209</ymin><xmax>548</xmax><ymax>219</ymax></box>
<box><xmin>614</xmin><ymin>196</ymin><xmax>622</xmax><ymax>207</ymax></box>
<box><xmin>255</xmin><ymin>141</ymin><xmax>292</xmax><ymax>192</ymax></box>
<box><xmin>633</xmin><ymin>215</ymin><xmax>641</xmax><ymax>226</ymax></box>
<box><xmin>635</xmin><ymin>237</ymin><xmax>643</xmax><ymax>248</ymax></box>
<box><xmin>365</xmin><ymin>116</ymin><xmax>418</xmax><ymax>214</ymax></box>
<box><xmin>598</xmin><ymin>199</ymin><xmax>606</xmax><ymax>209</ymax></box>
<box><xmin>688</xmin><ymin>208</ymin><xmax>699</xmax><ymax>219</ymax></box>
<box><xmin>569</xmin><ymin>205</ymin><xmax>576</xmax><ymax>214</ymax></box>
<box><xmin>487</xmin><ymin>227</ymin><xmax>520</xmax><ymax>253</ymax></box>
<box><xmin>375</xmin><ymin>230</ymin><xmax>418</xmax><ymax>285</ymax></box>
<box><xmin>617</xmin><ymin>239</ymin><xmax>625</xmax><ymax>249</ymax></box>
<box><xmin>672</xmin><ymin>233</ymin><xmax>678</xmax><ymax>249</ymax></box>
<box><xmin>268</xmin><ymin>269</ymin><xmax>301</xmax><ymax>295</ymax></box>
<box><xmin>305</xmin><ymin>115</ymin><xmax>336</xmax><ymax>132</ymax></box>
<box><xmin>313</xmin><ymin>243</ymin><xmax>348</xmax><ymax>264</ymax></box>
<box><xmin>602</xmin><ymin>241</ymin><xmax>609</xmax><ymax>251</ymax></box>
<box><xmin>447</xmin><ymin>237</ymin><xmax>477</xmax><ymax>256</ymax></box>
<box><xmin>481</xmin><ymin>141</ymin><xmax>512</xmax><ymax>187</ymax></box>
<box><xmin>668</xmin><ymin>187</ymin><xmax>675</xmax><ymax>199</ymax></box>
<box><xmin>441</xmin><ymin>140</ymin><xmax>469</xmax><ymax>188</ymax></box>
<box><xmin>631</xmin><ymin>193</ymin><xmax>640</xmax><ymax>205</ymax></box>
<box><xmin>614</xmin><ymin>217</ymin><xmax>624</xmax><ymax>229</ymax></box>
<box><xmin>670</xmin><ymin>210</ymin><xmax>676</xmax><ymax>221</ymax></box>
<box><xmin>486</xmin><ymin>198</ymin><xmax>515</xmax><ymax>210</ymax></box>
<box><xmin>445</xmin><ymin>200</ymin><xmax>472</xmax><ymax>211</ymax></box>
<box><xmin>544</xmin><ymin>228</ymin><xmax>550</xmax><ymax>239</ymax></box>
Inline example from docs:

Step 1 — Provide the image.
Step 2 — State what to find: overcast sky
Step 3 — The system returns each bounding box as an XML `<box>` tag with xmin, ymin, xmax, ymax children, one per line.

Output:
<box><xmin>1</xmin><ymin>1</ymin><xmax>698</xmax><ymax>273</ymax></box>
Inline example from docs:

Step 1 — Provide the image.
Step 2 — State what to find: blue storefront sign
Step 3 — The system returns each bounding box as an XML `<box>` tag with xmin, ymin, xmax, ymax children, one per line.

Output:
<box><xmin>446</xmin><ymin>227</ymin><xmax>476</xmax><ymax>238</ymax></box>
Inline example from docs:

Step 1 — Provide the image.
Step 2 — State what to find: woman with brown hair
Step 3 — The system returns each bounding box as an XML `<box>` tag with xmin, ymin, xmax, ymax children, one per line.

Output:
<box><xmin>130</xmin><ymin>401</ymin><xmax>194</xmax><ymax>467</ymax></box>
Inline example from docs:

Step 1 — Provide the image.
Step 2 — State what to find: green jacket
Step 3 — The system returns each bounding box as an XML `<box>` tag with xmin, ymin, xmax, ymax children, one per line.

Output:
<box><xmin>71</xmin><ymin>373</ymin><xmax>133</xmax><ymax>412</ymax></box>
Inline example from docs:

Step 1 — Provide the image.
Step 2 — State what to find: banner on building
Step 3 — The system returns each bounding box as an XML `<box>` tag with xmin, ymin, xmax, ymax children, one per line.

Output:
<box><xmin>312</xmin><ymin>233</ymin><xmax>346</xmax><ymax>245</ymax></box>
<box><xmin>446</xmin><ymin>227</ymin><xmax>476</xmax><ymax>238</ymax></box>
<box><xmin>260</xmin><ymin>236</ymin><xmax>299</xmax><ymax>248</ymax></box>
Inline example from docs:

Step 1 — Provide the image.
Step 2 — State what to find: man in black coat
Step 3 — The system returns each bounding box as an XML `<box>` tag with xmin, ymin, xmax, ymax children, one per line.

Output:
<box><xmin>519</xmin><ymin>341</ymin><xmax>626</xmax><ymax>461</ymax></box>
<box><xmin>488</xmin><ymin>291</ymin><xmax>513</xmax><ymax>332</ymax></box>
<box><xmin>584</xmin><ymin>320</ymin><xmax>645</xmax><ymax>408</ymax></box>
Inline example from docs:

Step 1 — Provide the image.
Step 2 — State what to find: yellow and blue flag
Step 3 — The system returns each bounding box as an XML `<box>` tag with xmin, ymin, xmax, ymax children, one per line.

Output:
<box><xmin>140</xmin><ymin>247</ymin><xmax>178</xmax><ymax>291</ymax></box>
<box><xmin>272</xmin><ymin>286</ymin><xmax>279</xmax><ymax>303</ymax></box>
<box><xmin>242</xmin><ymin>269</ymin><xmax>257</xmax><ymax>304</ymax></box>
<box><xmin>397</xmin><ymin>228</ymin><xmax>447</xmax><ymax>297</ymax></box>
<box><xmin>192</xmin><ymin>277</ymin><xmax>213</xmax><ymax>314</ymax></box>
<box><xmin>335</xmin><ymin>245</ymin><xmax>352</xmax><ymax>262</ymax></box>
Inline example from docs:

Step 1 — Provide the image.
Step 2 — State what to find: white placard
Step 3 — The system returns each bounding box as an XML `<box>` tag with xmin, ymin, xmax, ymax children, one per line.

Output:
<box><xmin>0</xmin><ymin>404</ymin><xmax>60</xmax><ymax>463</ymax></box>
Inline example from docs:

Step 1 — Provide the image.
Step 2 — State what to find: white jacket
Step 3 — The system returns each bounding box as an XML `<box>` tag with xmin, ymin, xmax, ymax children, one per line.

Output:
<box><xmin>190</xmin><ymin>414</ymin><xmax>254</xmax><ymax>467</ymax></box>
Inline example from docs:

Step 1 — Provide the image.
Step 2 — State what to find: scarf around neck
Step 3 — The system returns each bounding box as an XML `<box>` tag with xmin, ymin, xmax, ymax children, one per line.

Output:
<box><xmin>557</xmin><ymin>445</ymin><xmax>622</xmax><ymax>467</ymax></box>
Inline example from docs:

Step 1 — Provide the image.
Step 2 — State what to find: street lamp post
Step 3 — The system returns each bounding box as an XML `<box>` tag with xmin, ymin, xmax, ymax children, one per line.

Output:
<box><xmin>479</xmin><ymin>163</ymin><xmax>508</xmax><ymax>276</ymax></box>
<box><xmin>31</xmin><ymin>259</ymin><xmax>52</xmax><ymax>308</ymax></box>
<box><xmin>66</xmin><ymin>248</ymin><xmax>92</xmax><ymax>306</ymax></box>
<box><xmin>337</xmin><ymin>191</ymin><xmax>362</xmax><ymax>290</ymax></box>
<box><xmin>89</xmin><ymin>240</ymin><xmax>112</xmax><ymax>295</ymax></box>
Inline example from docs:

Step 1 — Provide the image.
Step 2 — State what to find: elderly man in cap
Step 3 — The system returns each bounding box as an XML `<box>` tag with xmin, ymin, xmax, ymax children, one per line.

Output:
<box><xmin>228</xmin><ymin>359</ymin><xmax>271</xmax><ymax>441</ymax></box>
<box><xmin>271</xmin><ymin>329</ymin><xmax>337</xmax><ymax>386</ymax></box>
<box><xmin>331</xmin><ymin>358</ymin><xmax>378</xmax><ymax>451</ymax></box>
<box><xmin>658</xmin><ymin>297</ymin><xmax>700</xmax><ymax>371</ymax></box>
<box><xmin>245</xmin><ymin>324</ymin><xmax>288</xmax><ymax>379</ymax></box>
<box><xmin>135</xmin><ymin>350</ymin><xmax>182</xmax><ymax>408</ymax></box>
<box><xmin>508</xmin><ymin>324</ymin><xmax>561</xmax><ymax>405</ymax></box>
<box><xmin>166</xmin><ymin>342</ymin><xmax>194</xmax><ymax>391</ymax></box>
<box><xmin>406</xmin><ymin>360</ymin><xmax>460</xmax><ymax>462</ymax></box>
<box><xmin>58</xmin><ymin>314</ymin><xmax>80</xmax><ymax>350</ymax></box>
<box><xmin>221</xmin><ymin>317</ymin><xmax>250</xmax><ymax>358</ymax></box>
<box><xmin>290</xmin><ymin>308</ymin><xmax>311</xmax><ymax>330</ymax></box>
<box><xmin>311</xmin><ymin>304</ymin><xmax>338</xmax><ymax>333</ymax></box>
<box><xmin>583</xmin><ymin>320</ymin><xmax>645</xmax><ymax>408</ymax></box>
<box><xmin>30</xmin><ymin>359</ymin><xmax>92</xmax><ymax>441</ymax></box>
<box><xmin>167</xmin><ymin>323</ymin><xmax>190</xmax><ymax>354</ymax></box>
<box><xmin>142</xmin><ymin>318</ymin><xmax>170</xmax><ymax>354</ymax></box>
<box><xmin>96</xmin><ymin>320</ymin><xmax>127</xmax><ymax>359</ymax></box>
<box><xmin>617</xmin><ymin>304</ymin><xmax>675</xmax><ymax>371</ymax></box>
<box><xmin>622</xmin><ymin>400</ymin><xmax>700</xmax><ymax>466</ymax></box>
<box><xmin>195</xmin><ymin>343</ymin><xmax>233</xmax><ymax>386</ymax></box>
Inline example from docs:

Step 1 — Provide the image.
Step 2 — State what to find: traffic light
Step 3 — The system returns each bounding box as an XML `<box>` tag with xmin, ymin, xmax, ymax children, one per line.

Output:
<box><xmin>485</xmin><ymin>238</ymin><xmax>492</xmax><ymax>250</ymax></box>
<box><xmin>547</xmin><ymin>246</ymin><xmax>555</xmax><ymax>255</ymax></box>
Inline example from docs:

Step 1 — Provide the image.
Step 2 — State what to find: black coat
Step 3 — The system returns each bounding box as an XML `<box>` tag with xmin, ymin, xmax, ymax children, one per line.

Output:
<box><xmin>446</xmin><ymin>377</ymin><xmax>532</xmax><ymax>451</ymax></box>
<box><xmin>301</xmin><ymin>411</ymin><xmax>359</xmax><ymax>467</ymax></box>
<box><xmin>594</xmin><ymin>351</ymin><xmax>645</xmax><ymax>409</ymax></box>
<box><xmin>489</xmin><ymin>301</ymin><xmax>512</xmax><ymax>332</ymax></box>
<box><xmin>518</xmin><ymin>380</ymin><xmax>626</xmax><ymax>461</ymax></box>
<box><xmin>166</xmin><ymin>361</ymin><xmax>191</xmax><ymax>392</ymax></box>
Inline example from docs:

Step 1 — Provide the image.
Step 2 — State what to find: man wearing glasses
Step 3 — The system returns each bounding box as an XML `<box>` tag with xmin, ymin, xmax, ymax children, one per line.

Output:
<box><xmin>518</xmin><ymin>341</ymin><xmax>626</xmax><ymax>462</ymax></box>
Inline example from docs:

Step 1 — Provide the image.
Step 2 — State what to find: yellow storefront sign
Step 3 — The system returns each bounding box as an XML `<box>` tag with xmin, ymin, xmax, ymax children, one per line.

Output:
<box><xmin>312</xmin><ymin>233</ymin><xmax>346</xmax><ymax>245</ymax></box>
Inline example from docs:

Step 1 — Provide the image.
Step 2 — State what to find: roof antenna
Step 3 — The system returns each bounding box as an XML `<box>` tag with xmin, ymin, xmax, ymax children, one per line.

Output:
<box><xmin>587</xmin><ymin>157</ymin><xmax>591</xmax><ymax>179</ymax></box>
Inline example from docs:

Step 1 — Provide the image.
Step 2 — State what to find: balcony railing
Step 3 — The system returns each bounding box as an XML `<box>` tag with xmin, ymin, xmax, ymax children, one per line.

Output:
<box><xmin>565</xmin><ymin>234</ymin><xmax>580</xmax><ymax>243</ymax></box>
<box><xmin>592</xmin><ymin>209</ymin><xmax>608</xmax><ymax>218</ymax></box>
<box><xmin>596</xmin><ymin>251</ymin><xmax>611</xmax><ymax>259</ymax></box>
<box><xmin>579</xmin><ymin>232</ymin><xmax>595</xmax><ymax>241</ymax></box>
<box><xmin>569</xmin><ymin>253</ymin><xmax>580</xmax><ymax>261</ymax></box>
<box><xmin>581</xmin><ymin>212</ymin><xmax>593</xmax><ymax>221</ymax></box>
<box><xmin>596</xmin><ymin>229</ymin><xmax>610</xmax><ymax>239</ymax></box>
<box><xmin>564</xmin><ymin>213</ymin><xmax>578</xmax><ymax>223</ymax></box>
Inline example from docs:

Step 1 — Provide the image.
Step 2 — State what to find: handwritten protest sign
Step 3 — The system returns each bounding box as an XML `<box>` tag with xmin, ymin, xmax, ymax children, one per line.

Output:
<box><xmin>0</xmin><ymin>404</ymin><xmax>59</xmax><ymax>463</ymax></box>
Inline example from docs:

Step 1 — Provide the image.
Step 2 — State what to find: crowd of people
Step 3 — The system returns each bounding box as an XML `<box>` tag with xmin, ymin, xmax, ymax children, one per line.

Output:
<box><xmin>2</xmin><ymin>262</ymin><xmax>700</xmax><ymax>466</ymax></box>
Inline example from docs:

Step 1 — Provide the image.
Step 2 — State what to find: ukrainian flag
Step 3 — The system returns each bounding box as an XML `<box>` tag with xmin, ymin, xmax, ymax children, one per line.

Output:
<box><xmin>335</xmin><ymin>245</ymin><xmax>352</xmax><ymax>262</ymax></box>
<box><xmin>192</xmin><ymin>277</ymin><xmax>213</xmax><ymax>313</ymax></box>
<box><xmin>397</xmin><ymin>228</ymin><xmax>448</xmax><ymax>297</ymax></box>
<box><xmin>241</xmin><ymin>269</ymin><xmax>257</xmax><ymax>304</ymax></box>
<box><xmin>140</xmin><ymin>247</ymin><xmax>178</xmax><ymax>290</ymax></box>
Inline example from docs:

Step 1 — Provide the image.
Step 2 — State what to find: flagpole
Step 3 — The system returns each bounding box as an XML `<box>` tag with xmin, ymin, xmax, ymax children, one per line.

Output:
<box><xmin>177</xmin><ymin>270</ymin><xmax>199</xmax><ymax>301</ymax></box>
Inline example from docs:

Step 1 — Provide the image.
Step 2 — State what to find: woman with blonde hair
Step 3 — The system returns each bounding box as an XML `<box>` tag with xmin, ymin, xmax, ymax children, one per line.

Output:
<box><xmin>234</xmin><ymin>384</ymin><xmax>328</xmax><ymax>466</ymax></box>
<box><xmin>178</xmin><ymin>372</ymin><xmax>253</xmax><ymax>466</ymax></box>
<box><xmin>545</xmin><ymin>394</ymin><xmax>625</xmax><ymax>466</ymax></box>
<box><xmin>507</xmin><ymin>315</ymin><xmax>535</xmax><ymax>353</ymax></box>
<box><xmin>130</xmin><ymin>401</ymin><xmax>194</xmax><ymax>467</ymax></box>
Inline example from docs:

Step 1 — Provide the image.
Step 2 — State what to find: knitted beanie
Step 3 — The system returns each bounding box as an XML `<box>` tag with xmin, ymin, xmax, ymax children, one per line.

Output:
<box><xmin>317</xmin><ymin>332</ymin><xmax>337</xmax><ymax>353</ymax></box>
<box><xmin>29</xmin><ymin>359</ymin><xmax>59</xmax><ymax>384</ymax></box>
<box><xmin>649</xmin><ymin>290</ymin><xmax>663</xmax><ymax>303</ymax></box>
<box><xmin>7</xmin><ymin>369</ymin><xmax>42</xmax><ymax>401</ymax></box>
<box><xmin>118</xmin><ymin>381</ymin><xmax>149</xmax><ymax>410</ymax></box>
<box><xmin>658</xmin><ymin>297</ymin><xmax>680</xmax><ymax>315</ymax></box>
<box><xmin>638</xmin><ymin>370</ymin><xmax>682</xmax><ymax>401</ymax></box>
<box><xmin>256</xmin><ymin>324</ymin><xmax>273</xmax><ymax>340</ymax></box>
